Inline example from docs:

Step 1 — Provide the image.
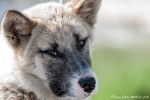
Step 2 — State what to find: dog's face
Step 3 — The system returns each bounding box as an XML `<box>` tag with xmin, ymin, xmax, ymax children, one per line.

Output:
<box><xmin>1</xmin><ymin>0</ymin><xmax>101</xmax><ymax>99</ymax></box>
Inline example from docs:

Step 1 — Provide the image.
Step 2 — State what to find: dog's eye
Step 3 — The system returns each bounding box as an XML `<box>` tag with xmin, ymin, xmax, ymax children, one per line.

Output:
<box><xmin>49</xmin><ymin>50</ymin><xmax>58</xmax><ymax>57</ymax></box>
<box><xmin>78</xmin><ymin>40</ymin><xmax>86</xmax><ymax>48</ymax></box>
<box><xmin>41</xmin><ymin>50</ymin><xmax>59</xmax><ymax>57</ymax></box>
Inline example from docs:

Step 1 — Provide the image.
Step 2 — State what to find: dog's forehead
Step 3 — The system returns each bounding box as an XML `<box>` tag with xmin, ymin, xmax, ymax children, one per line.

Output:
<box><xmin>34</xmin><ymin>19</ymin><xmax>89</xmax><ymax>51</ymax></box>
<box><xmin>24</xmin><ymin>2</ymin><xmax>91</xmax><ymax>35</ymax></box>
<box><xmin>25</xmin><ymin>3</ymin><xmax>92</xmax><ymax>50</ymax></box>
<box><xmin>24</xmin><ymin>3</ymin><xmax>91</xmax><ymax>49</ymax></box>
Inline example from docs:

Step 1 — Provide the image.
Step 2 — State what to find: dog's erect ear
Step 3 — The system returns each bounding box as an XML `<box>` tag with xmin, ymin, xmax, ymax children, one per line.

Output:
<box><xmin>67</xmin><ymin>0</ymin><xmax>101</xmax><ymax>27</ymax></box>
<box><xmin>1</xmin><ymin>10</ymin><xmax>36</xmax><ymax>48</ymax></box>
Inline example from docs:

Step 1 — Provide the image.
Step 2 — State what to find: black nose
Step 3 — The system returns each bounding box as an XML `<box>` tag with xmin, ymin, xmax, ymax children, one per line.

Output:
<box><xmin>78</xmin><ymin>77</ymin><xmax>96</xmax><ymax>93</ymax></box>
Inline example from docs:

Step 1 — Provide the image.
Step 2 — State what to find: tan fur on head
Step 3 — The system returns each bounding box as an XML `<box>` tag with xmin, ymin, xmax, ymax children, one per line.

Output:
<box><xmin>67</xmin><ymin>0</ymin><xmax>101</xmax><ymax>26</ymax></box>
<box><xmin>1</xmin><ymin>10</ymin><xmax>36</xmax><ymax>48</ymax></box>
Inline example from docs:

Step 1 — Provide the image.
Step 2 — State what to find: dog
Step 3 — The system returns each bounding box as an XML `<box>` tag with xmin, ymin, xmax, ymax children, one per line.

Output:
<box><xmin>0</xmin><ymin>0</ymin><xmax>101</xmax><ymax>100</ymax></box>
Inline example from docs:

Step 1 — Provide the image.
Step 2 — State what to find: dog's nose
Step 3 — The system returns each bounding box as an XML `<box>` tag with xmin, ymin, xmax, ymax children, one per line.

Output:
<box><xmin>78</xmin><ymin>77</ymin><xmax>96</xmax><ymax>93</ymax></box>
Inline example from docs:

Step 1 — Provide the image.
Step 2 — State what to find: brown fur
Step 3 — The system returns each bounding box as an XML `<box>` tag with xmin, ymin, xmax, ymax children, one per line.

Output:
<box><xmin>0</xmin><ymin>0</ymin><xmax>101</xmax><ymax>100</ymax></box>
<box><xmin>0</xmin><ymin>83</ymin><xmax>37</xmax><ymax>100</ymax></box>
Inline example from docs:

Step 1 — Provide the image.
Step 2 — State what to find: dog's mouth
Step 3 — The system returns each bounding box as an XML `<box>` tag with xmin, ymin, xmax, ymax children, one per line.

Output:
<box><xmin>66</xmin><ymin>92</ymin><xmax>92</xmax><ymax>99</ymax></box>
<box><xmin>50</xmin><ymin>86</ymin><xmax>91</xmax><ymax>99</ymax></box>
<box><xmin>49</xmin><ymin>81</ymin><xmax>70</xmax><ymax>97</ymax></box>
<box><xmin>51</xmin><ymin>86</ymin><xmax>67</xmax><ymax>97</ymax></box>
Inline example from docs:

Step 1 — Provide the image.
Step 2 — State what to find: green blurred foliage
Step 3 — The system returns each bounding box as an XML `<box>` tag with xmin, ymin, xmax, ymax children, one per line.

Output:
<box><xmin>91</xmin><ymin>47</ymin><xmax>150</xmax><ymax>100</ymax></box>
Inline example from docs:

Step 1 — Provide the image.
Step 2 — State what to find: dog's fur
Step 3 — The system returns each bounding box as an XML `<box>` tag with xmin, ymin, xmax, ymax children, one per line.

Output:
<box><xmin>0</xmin><ymin>0</ymin><xmax>101</xmax><ymax>100</ymax></box>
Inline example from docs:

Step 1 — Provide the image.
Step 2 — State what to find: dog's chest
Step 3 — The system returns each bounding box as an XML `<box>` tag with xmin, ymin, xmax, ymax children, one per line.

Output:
<box><xmin>0</xmin><ymin>83</ymin><xmax>38</xmax><ymax>100</ymax></box>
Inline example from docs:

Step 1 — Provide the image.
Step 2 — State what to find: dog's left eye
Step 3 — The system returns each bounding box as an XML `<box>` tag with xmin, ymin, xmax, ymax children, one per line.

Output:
<box><xmin>78</xmin><ymin>39</ymin><xmax>86</xmax><ymax>48</ymax></box>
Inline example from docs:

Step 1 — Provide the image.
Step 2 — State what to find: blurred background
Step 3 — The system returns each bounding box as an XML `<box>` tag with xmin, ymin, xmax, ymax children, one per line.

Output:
<box><xmin>0</xmin><ymin>0</ymin><xmax>150</xmax><ymax>100</ymax></box>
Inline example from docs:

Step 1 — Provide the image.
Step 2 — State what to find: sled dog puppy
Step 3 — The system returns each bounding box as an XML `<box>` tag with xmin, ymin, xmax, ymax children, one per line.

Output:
<box><xmin>0</xmin><ymin>0</ymin><xmax>101</xmax><ymax>100</ymax></box>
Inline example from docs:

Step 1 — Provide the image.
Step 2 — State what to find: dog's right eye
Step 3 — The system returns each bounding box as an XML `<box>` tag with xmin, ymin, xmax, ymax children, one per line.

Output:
<box><xmin>48</xmin><ymin>50</ymin><xmax>58</xmax><ymax>57</ymax></box>
<box><xmin>41</xmin><ymin>50</ymin><xmax>59</xmax><ymax>57</ymax></box>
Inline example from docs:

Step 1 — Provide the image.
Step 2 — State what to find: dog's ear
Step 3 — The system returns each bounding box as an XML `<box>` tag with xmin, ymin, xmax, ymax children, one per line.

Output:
<box><xmin>1</xmin><ymin>10</ymin><xmax>36</xmax><ymax>48</ymax></box>
<box><xmin>67</xmin><ymin>0</ymin><xmax>101</xmax><ymax>27</ymax></box>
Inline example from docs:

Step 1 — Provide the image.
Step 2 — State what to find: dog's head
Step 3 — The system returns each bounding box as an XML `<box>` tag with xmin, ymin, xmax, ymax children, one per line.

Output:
<box><xmin>1</xmin><ymin>0</ymin><xmax>101</xmax><ymax>99</ymax></box>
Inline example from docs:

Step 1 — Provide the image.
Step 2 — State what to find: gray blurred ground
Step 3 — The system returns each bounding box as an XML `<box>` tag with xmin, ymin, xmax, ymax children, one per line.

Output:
<box><xmin>0</xmin><ymin>0</ymin><xmax>150</xmax><ymax>49</ymax></box>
